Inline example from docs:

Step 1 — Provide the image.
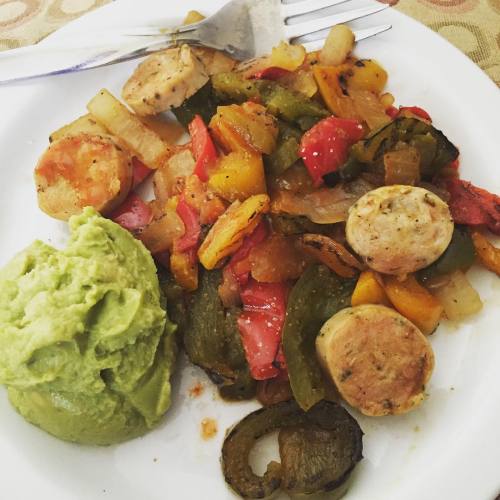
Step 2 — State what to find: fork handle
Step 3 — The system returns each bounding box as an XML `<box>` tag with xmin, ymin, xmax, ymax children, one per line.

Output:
<box><xmin>0</xmin><ymin>31</ymin><xmax>196</xmax><ymax>84</ymax></box>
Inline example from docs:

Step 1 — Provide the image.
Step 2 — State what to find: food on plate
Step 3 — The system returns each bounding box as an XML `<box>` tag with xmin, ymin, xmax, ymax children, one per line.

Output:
<box><xmin>49</xmin><ymin>113</ymin><xmax>109</xmax><ymax>142</ymax></box>
<box><xmin>282</xmin><ymin>265</ymin><xmax>356</xmax><ymax>411</ymax></box>
<box><xmin>198</xmin><ymin>194</ymin><xmax>270</xmax><ymax>269</ymax></box>
<box><xmin>183</xmin><ymin>270</ymin><xmax>256</xmax><ymax>400</ymax></box>
<box><xmin>470</xmin><ymin>230</ymin><xmax>500</xmax><ymax>276</ymax></box>
<box><xmin>0</xmin><ymin>208</ymin><xmax>176</xmax><ymax>445</ymax></box>
<box><xmin>351</xmin><ymin>270</ymin><xmax>390</xmax><ymax>307</ymax></box>
<box><xmin>87</xmin><ymin>88</ymin><xmax>173</xmax><ymax>169</ymax></box>
<box><xmin>383</xmin><ymin>274</ymin><xmax>443</xmax><ymax>335</ymax></box>
<box><xmin>446</xmin><ymin>177</ymin><xmax>500</xmax><ymax>235</ymax></box>
<box><xmin>209</xmin><ymin>102</ymin><xmax>278</xmax><ymax>155</ymax></box>
<box><xmin>417</xmin><ymin>225</ymin><xmax>476</xmax><ymax>283</ymax></box>
<box><xmin>21</xmin><ymin>15</ymin><xmax>500</xmax><ymax>497</ymax></box>
<box><xmin>319</xmin><ymin>24</ymin><xmax>355</xmax><ymax>67</ymax></box>
<box><xmin>153</xmin><ymin>148</ymin><xmax>196</xmax><ymax>201</ymax></box>
<box><xmin>256</xmin><ymin>378</ymin><xmax>293</xmax><ymax>406</ymax></box>
<box><xmin>35</xmin><ymin>133</ymin><xmax>133</xmax><ymax>220</ymax></box>
<box><xmin>316</xmin><ymin>304</ymin><xmax>434</xmax><ymax>416</ymax></box>
<box><xmin>298</xmin><ymin>233</ymin><xmax>364</xmax><ymax>278</ymax></box>
<box><xmin>192</xmin><ymin>47</ymin><xmax>236</xmax><ymax>76</ymax></box>
<box><xmin>346</xmin><ymin>185</ymin><xmax>454</xmax><ymax>275</ymax></box>
<box><xmin>430</xmin><ymin>270</ymin><xmax>483</xmax><ymax>321</ymax></box>
<box><xmin>123</xmin><ymin>45</ymin><xmax>209</xmax><ymax>116</ymax></box>
<box><xmin>222</xmin><ymin>400</ymin><xmax>363</xmax><ymax>498</ymax></box>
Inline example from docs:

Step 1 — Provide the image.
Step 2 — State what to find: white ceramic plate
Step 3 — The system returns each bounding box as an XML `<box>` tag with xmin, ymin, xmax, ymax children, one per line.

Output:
<box><xmin>1</xmin><ymin>1</ymin><xmax>499</xmax><ymax>499</ymax></box>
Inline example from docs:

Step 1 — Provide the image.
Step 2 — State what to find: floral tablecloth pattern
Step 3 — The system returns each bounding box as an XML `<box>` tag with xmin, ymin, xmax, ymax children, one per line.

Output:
<box><xmin>0</xmin><ymin>0</ymin><xmax>498</xmax><ymax>85</ymax></box>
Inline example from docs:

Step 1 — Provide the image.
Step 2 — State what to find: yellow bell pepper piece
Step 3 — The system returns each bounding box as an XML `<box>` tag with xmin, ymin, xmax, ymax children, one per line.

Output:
<box><xmin>351</xmin><ymin>270</ymin><xmax>390</xmax><ymax>307</ymax></box>
<box><xmin>209</xmin><ymin>103</ymin><xmax>278</xmax><ymax>155</ymax></box>
<box><xmin>170</xmin><ymin>251</ymin><xmax>198</xmax><ymax>291</ymax></box>
<box><xmin>312</xmin><ymin>65</ymin><xmax>359</xmax><ymax>119</ymax></box>
<box><xmin>470</xmin><ymin>230</ymin><xmax>500</xmax><ymax>276</ymax></box>
<box><xmin>384</xmin><ymin>275</ymin><xmax>443</xmax><ymax>335</ymax></box>
<box><xmin>209</xmin><ymin>151</ymin><xmax>267</xmax><ymax>202</ymax></box>
<box><xmin>198</xmin><ymin>194</ymin><xmax>270</xmax><ymax>270</ymax></box>
<box><xmin>346</xmin><ymin>59</ymin><xmax>388</xmax><ymax>95</ymax></box>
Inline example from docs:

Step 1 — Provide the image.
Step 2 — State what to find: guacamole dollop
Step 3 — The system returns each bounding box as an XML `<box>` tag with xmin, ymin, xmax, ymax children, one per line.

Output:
<box><xmin>0</xmin><ymin>208</ymin><xmax>176</xmax><ymax>445</ymax></box>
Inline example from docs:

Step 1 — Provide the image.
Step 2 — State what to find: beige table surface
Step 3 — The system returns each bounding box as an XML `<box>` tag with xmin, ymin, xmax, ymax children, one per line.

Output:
<box><xmin>0</xmin><ymin>0</ymin><xmax>499</xmax><ymax>85</ymax></box>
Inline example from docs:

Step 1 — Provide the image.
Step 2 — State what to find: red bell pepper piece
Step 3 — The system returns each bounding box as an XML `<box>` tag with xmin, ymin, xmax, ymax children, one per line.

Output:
<box><xmin>237</xmin><ymin>279</ymin><xmax>289</xmax><ymax>380</ymax></box>
<box><xmin>399</xmin><ymin>106</ymin><xmax>432</xmax><ymax>122</ymax></box>
<box><xmin>299</xmin><ymin>116</ymin><xmax>364</xmax><ymax>186</ymax></box>
<box><xmin>226</xmin><ymin>221</ymin><xmax>269</xmax><ymax>285</ymax></box>
<box><xmin>188</xmin><ymin>115</ymin><xmax>217</xmax><ymax>182</ymax></box>
<box><xmin>175</xmin><ymin>195</ymin><xmax>202</xmax><ymax>252</ymax></box>
<box><xmin>386</xmin><ymin>106</ymin><xmax>399</xmax><ymax>119</ymax></box>
<box><xmin>447</xmin><ymin>178</ymin><xmax>500</xmax><ymax>235</ymax></box>
<box><xmin>250</xmin><ymin>67</ymin><xmax>291</xmax><ymax>80</ymax></box>
<box><xmin>131</xmin><ymin>157</ymin><xmax>153</xmax><ymax>188</ymax></box>
<box><xmin>110</xmin><ymin>193</ymin><xmax>153</xmax><ymax>231</ymax></box>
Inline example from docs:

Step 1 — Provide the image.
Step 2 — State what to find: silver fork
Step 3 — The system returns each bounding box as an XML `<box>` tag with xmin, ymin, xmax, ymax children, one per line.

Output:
<box><xmin>0</xmin><ymin>0</ymin><xmax>391</xmax><ymax>84</ymax></box>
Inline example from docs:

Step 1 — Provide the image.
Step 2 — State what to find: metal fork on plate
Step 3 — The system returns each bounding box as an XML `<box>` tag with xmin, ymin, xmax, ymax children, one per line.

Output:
<box><xmin>0</xmin><ymin>0</ymin><xmax>391</xmax><ymax>84</ymax></box>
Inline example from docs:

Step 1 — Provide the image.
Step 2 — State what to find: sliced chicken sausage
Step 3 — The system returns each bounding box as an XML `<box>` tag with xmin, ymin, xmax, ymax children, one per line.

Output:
<box><xmin>346</xmin><ymin>185</ymin><xmax>454</xmax><ymax>275</ymax></box>
<box><xmin>316</xmin><ymin>304</ymin><xmax>434</xmax><ymax>416</ymax></box>
<box><xmin>122</xmin><ymin>45</ymin><xmax>209</xmax><ymax>116</ymax></box>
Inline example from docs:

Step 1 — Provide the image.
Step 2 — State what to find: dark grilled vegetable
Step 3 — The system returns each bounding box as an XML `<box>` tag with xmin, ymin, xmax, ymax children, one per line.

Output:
<box><xmin>270</xmin><ymin>214</ymin><xmax>333</xmax><ymax>236</ymax></box>
<box><xmin>183</xmin><ymin>270</ymin><xmax>255</xmax><ymax>400</ymax></box>
<box><xmin>158</xmin><ymin>269</ymin><xmax>187</xmax><ymax>340</ymax></box>
<box><xmin>279</xmin><ymin>401</ymin><xmax>363</xmax><ymax>496</ymax></box>
<box><xmin>282</xmin><ymin>265</ymin><xmax>356</xmax><ymax>411</ymax></box>
<box><xmin>418</xmin><ymin>225</ymin><xmax>476</xmax><ymax>284</ymax></box>
<box><xmin>349</xmin><ymin>117</ymin><xmax>459</xmax><ymax>179</ymax></box>
<box><xmin>323</xmin><ymin>156</ymin><xmax>365</xmax><ymax>186</ymax></box>
<box><xmin>172</xmin><ymin>82</ymin><xmax>218</xmax><ymax>128</ymax></box>
<box><xmin>256</xmin><ymin>378</ymin><xmax>293</xmax><ymax>406</ymax></box>
<box><xmin>221</xmin><ymin>399</ymin><xmax>363</xmax><ymax>499</ymax></box>
<box><xmin>298</xmin><ymin>234</ymin><xmax>364</xmax><ymax>278</ymax></box>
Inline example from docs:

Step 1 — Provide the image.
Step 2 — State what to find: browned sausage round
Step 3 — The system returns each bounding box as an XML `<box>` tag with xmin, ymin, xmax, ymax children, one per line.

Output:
<box><xmin>346</xmin><ymin>185</ymin><xmax>454</xmax><ymax>275</ymax></box>
<box><xmin>316</xmin><ymin>304</ymin><xmax>434</xmax><ymax>416</ymax></box>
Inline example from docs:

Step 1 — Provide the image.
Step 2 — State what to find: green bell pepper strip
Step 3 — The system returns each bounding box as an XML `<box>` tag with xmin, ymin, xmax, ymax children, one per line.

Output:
<box><xmin>183</xmin><ymin>270</ymin><xmax>255</xmax><ymax>400</ymax></box>
<box><xmin>265</xmin><ymin>136</ymin><xmax>300</xmax><ymax>176</ymax></box>
<box><xmin>418</xmin><ymin>225</ymin><xmax>476</xmax><ymax>283</ymax></box>
<box><xmin>212</xmin><ymin>73</ymin><xmax>329</xmax><ymax>128</ymax></box>
<box><xmin>282</xmin><ymin>265</ymin><xmax>356</xmax><ymax>411</ymax></box>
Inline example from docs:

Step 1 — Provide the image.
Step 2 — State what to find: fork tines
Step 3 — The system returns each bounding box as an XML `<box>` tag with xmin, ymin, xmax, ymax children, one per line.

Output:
<box><xmin>284</xmin><ymin>2</ymin><xmax>390</xmax><ymax>40</ymax></box>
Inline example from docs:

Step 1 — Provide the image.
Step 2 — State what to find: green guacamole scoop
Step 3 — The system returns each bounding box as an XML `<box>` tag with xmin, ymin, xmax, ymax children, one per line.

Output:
<box><xmin>0</xmin><ymin>208</ymin><xmax>176</xmax><ymax>445</ymax></box>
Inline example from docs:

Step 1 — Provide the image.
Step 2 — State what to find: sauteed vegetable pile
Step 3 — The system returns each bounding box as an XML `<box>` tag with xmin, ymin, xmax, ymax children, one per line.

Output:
<box><xmin>30</xmin><ymin>11</ymin><xmax>500</xmax><ymax>498</ymax></box>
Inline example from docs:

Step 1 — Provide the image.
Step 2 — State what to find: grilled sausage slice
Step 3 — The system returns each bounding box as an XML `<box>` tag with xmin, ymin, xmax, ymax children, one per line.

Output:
<box><xmin>346</xmin><ymin>185</ymin><xmax>454</xmax><ymax>275</ymax></box>
<box><xmin>316</xmin><ymin>304</ymin><xmax>434</xmax><ymax>416</ymax></box>
<box><xmin>122</xmin><ymin>45</ymin><xmax>209</xmax><ymax>116</ymax></box>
